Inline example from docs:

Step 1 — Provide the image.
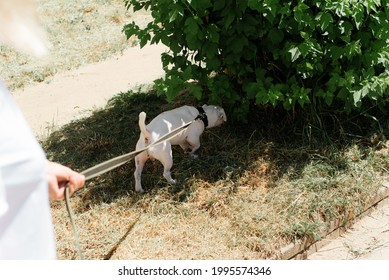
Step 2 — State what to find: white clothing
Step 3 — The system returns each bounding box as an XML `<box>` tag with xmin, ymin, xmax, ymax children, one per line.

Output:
<box><xmin>0</xmin><ymin>81</ymin><xmax>56</xmax><ymax>259</ymax></box>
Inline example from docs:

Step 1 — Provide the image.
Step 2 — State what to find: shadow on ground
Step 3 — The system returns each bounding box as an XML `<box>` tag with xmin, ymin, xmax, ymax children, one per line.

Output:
<box><xmin>43</xmin><ymin>90</ymin><xmax>389</xmax><ymax>259</ymax></box>
<box><xmin>44</xmin><ymin>90</ymin><xmax>388</xmax><ymax>207</ymax></box>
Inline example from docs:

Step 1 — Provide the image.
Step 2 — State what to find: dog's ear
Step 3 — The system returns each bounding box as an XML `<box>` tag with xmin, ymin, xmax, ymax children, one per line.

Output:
<box><xmin>217</xmin><ymin>108</ymin><xmax>227</xmax><ymax>121</ymax></box>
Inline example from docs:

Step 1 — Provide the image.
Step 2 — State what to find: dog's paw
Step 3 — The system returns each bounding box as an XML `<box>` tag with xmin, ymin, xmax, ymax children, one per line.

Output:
<box><xmin>168</xmin><ymin>179</ymin><xmax>177</xmax><ymax>185</ymax></box>
<box><xmin>190</xmin><ymin>153</ymin><xmax>199</xmax><ymax>159</ymax></box>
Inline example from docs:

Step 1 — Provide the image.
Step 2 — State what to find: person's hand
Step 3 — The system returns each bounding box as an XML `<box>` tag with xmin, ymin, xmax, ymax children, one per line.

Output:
<box><xmin>46</xmin><ymin>161</ymin><xmax>85</xmax><ymax>200</ymax></box>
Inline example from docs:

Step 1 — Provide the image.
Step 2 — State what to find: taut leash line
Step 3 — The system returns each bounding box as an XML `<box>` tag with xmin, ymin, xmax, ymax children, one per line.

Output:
<box><xmin>82</xmin><ymin>120</ymin><xmax>193</xmax><ymax>180</ymax></box>
<box><xmin>64</xmin><ymin>120</ymin><xmax>193</xmax><ymax>259</ymax></box>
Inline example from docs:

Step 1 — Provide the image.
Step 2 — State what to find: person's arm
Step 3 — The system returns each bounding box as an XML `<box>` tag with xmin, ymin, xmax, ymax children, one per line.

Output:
<box><xmin>46</xmin><ymin>161</ymin><xmax>85</xmax><ymax>200</ymax></box>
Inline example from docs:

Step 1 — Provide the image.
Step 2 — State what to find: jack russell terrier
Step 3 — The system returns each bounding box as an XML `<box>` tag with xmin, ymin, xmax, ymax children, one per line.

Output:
<box><xmin>134</xmin><ymin>105</ymin><xmax>227</xmax><ymax>193</ymax></box>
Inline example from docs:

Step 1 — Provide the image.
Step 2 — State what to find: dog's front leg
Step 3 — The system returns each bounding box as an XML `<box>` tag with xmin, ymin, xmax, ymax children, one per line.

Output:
<box><xmin>187</xmin><ymin>142</ymin><xmax>200</xmax><ymax>159</ymax></box>
<box><xmin>180</xmin><ymin>141</ymin><xmax>198</xmax><ymax>158</ymax></box>
<box><xmin>185</xmin><ymin>133</ymin><xmax>201</xmax><ymax>159</ymax></box>
<box><xmin>179</xmin><ymin>142</ymin><xmax>190</xmax><ymax>152</ymax></box>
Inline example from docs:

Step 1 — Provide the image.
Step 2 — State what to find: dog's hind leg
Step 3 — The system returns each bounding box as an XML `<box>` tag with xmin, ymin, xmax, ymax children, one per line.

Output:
<box><xmin>134</xmin><ymin>152</ymin><xmax>148</xmax><ymax>193</ymax></box>
<box><xmin>156</xmin><ymin>145</ymin><xmax>176</xmax><ymax>185</ymax></box>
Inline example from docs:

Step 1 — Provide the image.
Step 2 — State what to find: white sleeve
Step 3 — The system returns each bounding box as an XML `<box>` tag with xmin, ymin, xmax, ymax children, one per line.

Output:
<box><xmin>0</xmin><ymin>168</ymin><xmax>9</xmax><ymax>217</ymax></box>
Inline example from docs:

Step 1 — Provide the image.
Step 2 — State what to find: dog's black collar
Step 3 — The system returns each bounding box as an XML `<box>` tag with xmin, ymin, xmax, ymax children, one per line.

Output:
<box><xmin>195</xmin><ymin>106</ymin><xmax>208</xmax><ymax>128</ymax></box>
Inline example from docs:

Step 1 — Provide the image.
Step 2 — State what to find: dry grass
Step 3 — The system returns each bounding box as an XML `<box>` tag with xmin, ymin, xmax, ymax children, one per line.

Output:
<box><xmin>43</xmin><ymin>90</ymin><xmax>389</xmax><ymax>259</ymax></box>
<box><xmin>0</xmin><ymin>0</ymin><xmax>151</xmax><ymax>90</ymax></box>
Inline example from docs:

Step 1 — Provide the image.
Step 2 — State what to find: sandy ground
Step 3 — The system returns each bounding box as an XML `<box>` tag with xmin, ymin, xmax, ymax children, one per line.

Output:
<box><xmin>11</xmin><ymin>43</ymin><xmax>389</xmax><ymax>260</ymax></box>
<box><xmin>308</xmin><ymin>197</ymin><xmax>389</xmax><ymax>260</ymax></box>
<box><xmin>13</xmin><ymin>43</ymin><xmax>167</xmax><ymax>139</ymax></box>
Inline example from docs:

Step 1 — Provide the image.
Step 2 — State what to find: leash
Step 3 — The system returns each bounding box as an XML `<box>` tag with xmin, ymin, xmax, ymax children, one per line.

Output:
<box><xmin>64</xmin><ymin>120</ymin><xmax>193</xmax><ymax>259</ymax></box>
<box><xmin>64</xmin><ymin>186</ymin><xmax>83</xmax><ymax>259</ymax></box>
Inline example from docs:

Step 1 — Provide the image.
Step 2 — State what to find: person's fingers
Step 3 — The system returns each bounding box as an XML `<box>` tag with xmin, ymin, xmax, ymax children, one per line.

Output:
<box><xmin>46</xmin><ymin>161</ymin><xmax>85</xmax><ymax>199</ymax></box>
<box><xmin>51</xmin><ymin>164</ymin><xmax>73</xmax><ymax>182</ymax></box>
<box><xmin>47</xmin><ymin>173</ymin><xmax>65</xmax><ymax>200</ymax></box>
<box><xmin>66</xmin><ymin>173</ymin><xmax>85</xmax><ymax>196</ymax></box>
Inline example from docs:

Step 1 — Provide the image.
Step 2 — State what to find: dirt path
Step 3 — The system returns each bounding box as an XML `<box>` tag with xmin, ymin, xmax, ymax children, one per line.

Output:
<box><xmin>308</xmin><ymin>198</ymin><xmax>389</xmax><ymax>260</ymax></box>
<box><xmin>13</xmin><ymin>43</ymin><xmax>167</xmax><ymax>139</ymax></box>
<box><xmin>12</xmin><ymin>43</ymin><xmax>389</xmax><ymax>260</ymax></box>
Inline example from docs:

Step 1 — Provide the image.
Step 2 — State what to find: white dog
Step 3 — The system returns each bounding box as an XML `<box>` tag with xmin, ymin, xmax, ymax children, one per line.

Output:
<box><xmin>134</xmin><ymin>105</ymin><xmax>227</xmax><ymax>193</ymax></box>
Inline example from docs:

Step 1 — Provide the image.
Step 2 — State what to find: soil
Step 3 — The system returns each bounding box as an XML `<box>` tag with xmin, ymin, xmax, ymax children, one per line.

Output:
<box><xmin>11</xmin><ymin>44</ymin><xmax>389</xmax><ymax>260</ymax></box>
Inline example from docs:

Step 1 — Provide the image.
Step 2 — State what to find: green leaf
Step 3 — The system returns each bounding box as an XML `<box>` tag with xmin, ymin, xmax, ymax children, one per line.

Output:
<box><xmin>161</xmin><ymin>53</ymin><xmax>173</xmax><ymax>68</ymax></box>
<box><xmin>353</xmin><ymin>84</ymin><xmax>370</xmax><ymax>105</ymax></box>
<box><xmin>182</xmin><ymin>66</ymin><xmax>192</xmax><ymax>80</ymax></box>
<box><xmin>184</xmin><ymin>17</ymin><xmax>200</xmax><ymax>35</ymax></box>
<box><xmin>263</xmin><ymin>0</ymin><xmax>278</xmax><ymax>22</ymax></box>
<box><xmin>329</xmin><ymin>46</ymin><xmax>344</xmax><ymax>60</ymax></box>
<box><xmin>255</xmin><ymin>86</ymin><xmax>269</xmax><ymax>105</ymax></box>
<box><xmin>223</xmin><ymin>10</ymin><xmax>235</xmax><ymax>29</ymax></box>
<box><xmin>228</xmin><ymin>34</ymin><xmax>249</xmax><ymax>54</ymax></box>
<box><xmin>213</xmin><ymin>0</ymin><xmax>225</xmax><ymax>11</ymax></box>
<box><xmin>345</xmin><ymin>40</ymin><xmax>362</xmax><ymax>59</ymax></box>
<box><xmin>294</xmin><ymin>2</ymin><xmax>310</xmax><ymax>23</ymax></box>
<box><xmin>139</xmin><ymin>33</ymin><xmax>151</xmax><ymax>48</ymax></box>
<box><xmin>189</xmin><ymin>0</ymin><xmax>212</xmax><ymax>11</ymax></box>
<box><xmin>268</xmin><ymin>84</ymin><xmax>284</xmax><ymax>107</ymax></box>
<box><xmin>298</xmin><ymin>43</ymin><xmax>310</xmax><ymax>57</ymax></box>
<box><xmin>169</xmin><ymin>9</ymin><xmax>179</xmax><ymax>23</ymax></box>
<box><xmin>165</xmin><ymin>74</ymin><xmax>184</xmax><ymax>101</ymax></box>
<box><xmin>352</xmin><ymin>3</ymin><xmax>365</xmax><ymax>30</ymax></box>
<box><xmin>189</xmin><ymin>84</ymin><xmax>203</xmax><ymax>100</ymax></box>
<box><xmin>316</xmin><ymin>89</ymin><xmax>334</xmax><ymax>106</ymax></box>
<box><xmin>339</xmin><ymin>20</ymin><xmax>353</xmax><ymax>36</ymax></box>
<box><xmin>283</xmin><ymin>96</ymin><xmax>294</xmax><ymax>110</ymax></box>
<box><xmin>291</xmin><ymin>86</ymin><xmax>311</xmax><ymax>107</ymax></box>
<box><xmin>268</xmin><ymin>28</ymin><xmax>284</xmax><ymax>45</ymax></box>
<box><xmin>184</xmin><ymin>17</ymin><xmax>202</xmax><ymax>49</ymax></box>
<box><xmin>241</xmin><ymin>14</ymin><xmax>260</xmax><ymax>36</ymax></box>
<box><xmin>363</xmin><ymin>0</ymin><xmax>380</xmax><ymax>13</ymax></box>
<box><xmin>206</xmin><ymin>24</ymin><xmax>220</xmax><ymax>43</ymax></box>
<box><xmin>315</xmin><ymin>12</ymin><xmax>333</xmax><ymax>32</ymax></box>
<box><xmin>248</xmin><ymin>0</ymin><xmax>262</xmax><ymax>12</ymax></box>
<box><xmin>289</xmin><ymin>46</ymin><xmax>301</xmax><ymax>62</ymax></box>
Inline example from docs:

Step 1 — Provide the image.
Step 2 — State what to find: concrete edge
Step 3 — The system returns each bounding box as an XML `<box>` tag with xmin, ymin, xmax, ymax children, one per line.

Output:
<box><xmin>279</xmin><ymin>183</ymin><xmax>389</xmax><ymax>260</ymax></box>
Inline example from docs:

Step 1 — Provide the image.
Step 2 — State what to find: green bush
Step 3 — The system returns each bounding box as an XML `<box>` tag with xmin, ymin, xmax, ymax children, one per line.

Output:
<box><xmin>123</xmin><ymin>0</ymin><xmax>388</xmax><ymax>121</ymax></box>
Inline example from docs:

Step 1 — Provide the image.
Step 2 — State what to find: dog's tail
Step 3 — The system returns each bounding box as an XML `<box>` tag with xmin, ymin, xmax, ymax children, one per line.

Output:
<box><xmin>138</xmin><ymin>112</ymin><xmax>151</xmax><ymax>142</ymax></box>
